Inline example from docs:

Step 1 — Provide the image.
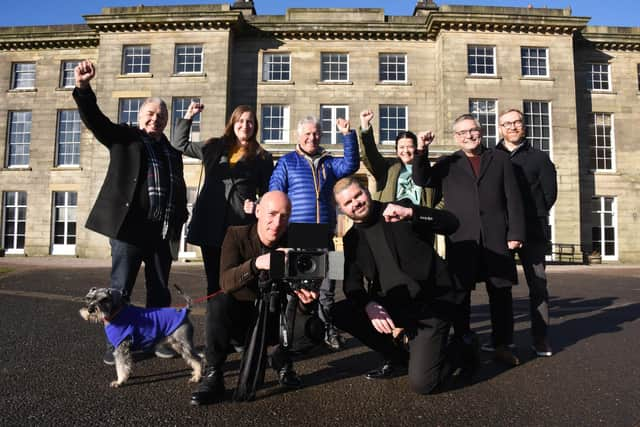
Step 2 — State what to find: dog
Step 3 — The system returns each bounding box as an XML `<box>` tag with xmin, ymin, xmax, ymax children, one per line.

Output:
<box><xmin>79</xmin><ymin>287</ymin><xmax>202</xmax><ymax>388</ymax></box>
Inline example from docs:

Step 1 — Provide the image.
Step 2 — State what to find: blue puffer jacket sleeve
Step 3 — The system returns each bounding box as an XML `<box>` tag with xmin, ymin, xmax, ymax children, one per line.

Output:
<box><xmin>330</xmin><ymin>129</ymin><xmax>360</xmax><ymax>178</ymax></box>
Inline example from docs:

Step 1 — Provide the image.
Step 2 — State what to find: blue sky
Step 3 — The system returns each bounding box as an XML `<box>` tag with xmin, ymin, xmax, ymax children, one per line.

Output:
<box><xmin>0</xmin><ymin>1</ymin><xmax>637</xmax><ymax>28</ymax></box>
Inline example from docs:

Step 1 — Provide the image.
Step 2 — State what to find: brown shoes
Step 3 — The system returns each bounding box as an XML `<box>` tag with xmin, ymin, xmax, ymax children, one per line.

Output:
<box><xmin>493</xmin><ymin>345</ymin><xmax>520</xmax><ymax>366</ymax></box>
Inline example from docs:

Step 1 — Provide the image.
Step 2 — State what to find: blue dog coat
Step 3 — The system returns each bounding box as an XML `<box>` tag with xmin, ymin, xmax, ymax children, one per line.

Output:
<box><xmin>105</xmin><ymin>306</ymin><xmax>188</xmax><ymax>350</ymax></box>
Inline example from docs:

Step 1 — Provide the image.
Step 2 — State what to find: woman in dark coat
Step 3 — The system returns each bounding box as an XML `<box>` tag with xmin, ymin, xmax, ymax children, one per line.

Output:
<box><xmin>172</xmin><ymin>103</ymin><xmax>274</xmax><ymax>294</ymax></box>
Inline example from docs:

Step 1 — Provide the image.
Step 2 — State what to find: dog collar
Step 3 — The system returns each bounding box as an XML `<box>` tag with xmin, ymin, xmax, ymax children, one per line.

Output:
<box><xmin>103</xmin><ymin>306</ymin><xmax>123</xmax><ymax>324</ymax></box>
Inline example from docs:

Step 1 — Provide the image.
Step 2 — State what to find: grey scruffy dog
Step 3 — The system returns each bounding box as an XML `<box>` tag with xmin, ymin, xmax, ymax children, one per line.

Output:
<box><xmin>79</xmin><ymin>287</ymin><xmax>202</xmax><ymax>388</ymax></box>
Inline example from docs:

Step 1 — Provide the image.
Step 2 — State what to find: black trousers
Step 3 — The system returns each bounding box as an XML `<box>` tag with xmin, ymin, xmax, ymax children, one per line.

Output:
<box><xmin>201</xmin><ymin>245</ymin><xmax>222</xmax><ymax>295</ymax></box>
<box><xmin>333</xmin><ymin>298</ymin><xmax>453</xmax><ymax>394</ymax></box>
<box><xmin>205</xmin><ymin>293</ymin><xmax>290</xmax><ymax>372</ymax></box>
<box><xmin>515</xmin><ymin>240</ymin><xmax>550</xmax><ymax>340</ymax></box>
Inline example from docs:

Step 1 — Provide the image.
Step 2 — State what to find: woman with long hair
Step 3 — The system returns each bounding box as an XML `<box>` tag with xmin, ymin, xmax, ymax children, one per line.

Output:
<box><xmin>173</xmin><ymin>102</ymin><xmax>273</xmax><ymax>293</ymax></box>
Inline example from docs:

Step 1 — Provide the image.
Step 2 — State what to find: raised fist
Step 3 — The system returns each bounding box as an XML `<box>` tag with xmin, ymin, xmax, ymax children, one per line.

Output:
<box><xmin>74</xmin><ymin>60</ymin><xmax>95</xmax><ymax>89</ymax></box>
<box><xmin>417</xmin><ymin>131</ymin><xmax>435</xmax><ymax>150</ymax></box>
<box><xmin>360</xmin><ymin>109</ymin><xmax>374</xmax><ymax>130</ymax></box>
<box><xmin>185</xmin><ymin>101</ymin><xmax>205</xmax><ymax>120</ymax></box>
<box><xmin>336</xmin><ymin>118</ymin><xmax>351</xmax><ymax>135</ymax></box>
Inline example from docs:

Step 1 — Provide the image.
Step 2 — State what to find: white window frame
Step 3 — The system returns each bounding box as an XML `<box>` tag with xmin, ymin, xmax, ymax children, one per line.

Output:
<box><xmin>321</xmin><ymin>53</ymin><xmax>349</xmax><ymax>82</ymax></box>
<box><xmin>379</xmin><ymin>53</ymin><xmax>407</xmax><ymax>83</ymax></box>
<box><xmin>11</xmin><ymin>62</ymin><xmax>36</xmax><ymax>89</ymax></box>
<box><xmin>118</xmin><ymin>98</ymin><xmax>145</xmax><ymax>127</ymax></box>
<box><xmin>590</xmin><ymin>112</ymin><xmax>616</xmax><ymax>172</ymax></box>
<box><xmin>262</xmin><ymin>53</ymin><xmax>291</xmax><ymax>82</ymax></box>
<box><xmin>379</xmin><ymin>105</ymin><xmax>408</xmax><ymax>145</ymax></box>
<box><xmin>523</xmin><ymin>100</ymin><xmax>553</xmax><ymax>155</ymax></box>
<box><xmin>56</xmin><ymin>110</ymin><xmax>81</xmax><ymax>167</ymax></box>
<box><xmin>261</xmin><ymin>104</ymin><xmax>290</xmax><ymax>143</ymax></box>
<box><xmin>588</xmin><ymin>63</ymin><xmax>611</xmax><ymax>91</ymax></box>
<box><xmin>521</xmin><ymin>47</ymin><xmax>549</xmax><ymax>78</ymax></box>
<box><xmin>174</xmin><ymin>44</ymin><xmax>203</xmax><ymax>74</ymax></box>
<box><xmin>320</xmin><ymin>105</ymin><xmax>349</xmax><ymax>145</ymax></box>
<box><xmin>179</xmin><ymin>187</ymin><xmax>198</xmax><ymax>260</ymax></box>
<box><xmin>122</xmin><ymin>45</ymin><xmax>151</xmax><ymax>74</ymax></box>
<box><xmin>469</xmin><ymin>99</ymin><xmax>498</xmax><ymax>148</ymax></box>
<box><xmin>51</xmin><ymin>191</ymin><xmax>77</xmax><ymax>255</ymax></box>
<box><xmin>172</xmin><ymin>97</ymin><xmax>201</xmax><ymax>143</ymax></box>
<box><xmin>2</xmin><ymin>191</ymin><xmax>27</xmax><ymax>254</ymax></box>
<box><xmin>7</xmin><ymin>111</ymin><xmax>32</xmax><ymax>168</ymax></box>
<box><xmin>591</xmin><ymin>196</ymin><xmax>618</xmax><ymax>260</ymax></box>
<box><xmin>467</xmin><ymin>45</ymin><xmax>496</xmax><ymax>76</ymax></box>
<box><xmin>60</xmin><ymin>61</ymin><xmax>79</xmax><ymax>88</ymax></box>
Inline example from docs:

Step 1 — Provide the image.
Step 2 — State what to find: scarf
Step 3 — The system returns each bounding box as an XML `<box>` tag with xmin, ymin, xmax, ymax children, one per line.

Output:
<box><xmin>396</xmin><ymin>164</ymin><xmax>421</xmax><ymax>205</ymax></box>
<box><xmin>142</xmin><ymin>133</ymin><xmax>179</xmax><ymax>239</ymax></box>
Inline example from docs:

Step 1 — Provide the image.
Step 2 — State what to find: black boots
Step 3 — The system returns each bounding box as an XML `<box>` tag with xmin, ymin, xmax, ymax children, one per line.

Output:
<box><xmin>190</xmin><ymin>367</ymin><xmax>225</xmax><ymax>406</ymax></box>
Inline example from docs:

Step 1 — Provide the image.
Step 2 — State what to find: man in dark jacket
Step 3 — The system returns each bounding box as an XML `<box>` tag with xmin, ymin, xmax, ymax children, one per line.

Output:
<box><xmin>413</xmin><ymin>114</ymin><xmax>526</xmax><ymax>367</ymax></box>
<box><xmin>190</xmin><ymin>191</ymin><xmax>317</xmax><ymax>405</ymax></box>
<box><xmin>73</xmin><ymin>60</ymin><xmax>188</xmax><ymax>364</ymax></box>
<box><xmin>496</xmin><ymin>109</ymin><xmax>557</xmax><ymax>357</ymax></box>
<box><xmin>332</xmin><ymin>177</ymin><xmax>467</xmax><ymax>394</ymax></box>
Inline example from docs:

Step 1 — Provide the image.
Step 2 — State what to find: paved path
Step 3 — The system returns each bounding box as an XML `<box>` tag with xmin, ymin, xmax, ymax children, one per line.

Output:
<box><xmin>1</xmin><ymin>257</ymin><xmax>639</xmax><ymax>426</ymax></box>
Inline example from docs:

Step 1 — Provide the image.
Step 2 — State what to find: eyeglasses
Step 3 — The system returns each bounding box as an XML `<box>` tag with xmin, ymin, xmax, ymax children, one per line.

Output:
<box><xmin>454</xmin><ymin>128</ymin><xmax>481</xmax><ymax>137</ymax></box>
<box><xmin>500</xmin><ymin>119</ymin><xmax>524</xmax><ymax>129</ymax></box>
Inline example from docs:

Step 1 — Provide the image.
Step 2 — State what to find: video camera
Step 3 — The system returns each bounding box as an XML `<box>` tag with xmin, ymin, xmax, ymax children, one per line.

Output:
<box><xmin>269</xmin><ymin>223</ymin><xmax>344</xmax><ymax>292</ymax></box>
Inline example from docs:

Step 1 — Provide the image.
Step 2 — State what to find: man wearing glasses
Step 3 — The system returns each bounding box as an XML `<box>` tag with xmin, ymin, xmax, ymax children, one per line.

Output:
<box><xmin>496</xmin><ymin>109</ymin><xmax>557</xmax><ymax>358</ymax></box>
<box><xmin>412</xmin><ymin>114</ymin><xmax>525</xmax><ymax>373</ymax></box>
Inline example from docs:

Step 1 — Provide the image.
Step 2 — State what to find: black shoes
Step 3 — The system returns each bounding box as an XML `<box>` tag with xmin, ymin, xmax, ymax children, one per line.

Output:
<box><xmin>103</xmin><ymin>349</ymin><xmax>115</xmax><ymax>366</ymax></box>
<box><xmin>278</xmin><ymin>366</ymin><xmax>303</xmax><ymax>389</ymax></box>
<box><xmin>154</xmin><ymin>344</ymin><xmax>178</xmax><ymax>359</ymax></box>
<box><xmin>532</xmin><ymin>338</ymin><xmax>553</xmax><ymax>357</ymax></box>
<box><xmin>324</xmin><ymin>328</ymin><xmax>344</xmax><ymax>351</ymax></box>
<box><xmin>450</xmin><ymin>332</ymin><xmax>480</xmax><ymax>380</ymax></box>
<box><xmin>190</xmin><ymin>367</ymin><xmax>225</xmax><ymax>406</ymax></box>
<box><xmin>365</xmin><ymin>360</ymin><xmax>407</xmax><ymax>380</ymax></box>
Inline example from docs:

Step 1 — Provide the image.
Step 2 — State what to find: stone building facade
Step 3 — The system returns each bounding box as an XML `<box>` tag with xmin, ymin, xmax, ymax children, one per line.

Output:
<box><xmin>0</xmin><ymin>1</ymin><xmax>638</xmax><ymax>261</ymax></box>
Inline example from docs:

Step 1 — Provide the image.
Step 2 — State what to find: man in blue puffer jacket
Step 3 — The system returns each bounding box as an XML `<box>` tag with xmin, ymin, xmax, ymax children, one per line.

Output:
<box><xmin>269</xmin><ymin>115</ymin><xmax>359</xmax><ymax>350</ymax></box>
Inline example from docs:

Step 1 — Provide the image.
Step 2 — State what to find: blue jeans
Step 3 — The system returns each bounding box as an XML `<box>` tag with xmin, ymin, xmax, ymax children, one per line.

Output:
<box><xmin>109</xmin><ymin>238</ymin><xmax>172</xmax><ymax>308</ymax></box>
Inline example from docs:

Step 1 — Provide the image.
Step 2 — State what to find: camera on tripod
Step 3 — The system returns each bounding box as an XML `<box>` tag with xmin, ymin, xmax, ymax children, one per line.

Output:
<box><xmin>269</xmin><ymin>223</ymin><xmax>343</xmax><ymax>292</ymax></box>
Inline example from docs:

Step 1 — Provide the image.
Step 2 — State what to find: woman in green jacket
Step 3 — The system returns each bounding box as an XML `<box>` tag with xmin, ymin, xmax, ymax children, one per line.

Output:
<box><xmin>357</xmin><ymin>109</ymin><xmax>444</xmax><ymax>254</ymax></box>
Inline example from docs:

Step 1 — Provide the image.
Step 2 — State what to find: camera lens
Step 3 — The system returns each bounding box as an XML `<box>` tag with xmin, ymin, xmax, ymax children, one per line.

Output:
<box><xmin>296</xmin><ymin>255</ymin><xmax>317</xmax><ymax>274</ymax></box>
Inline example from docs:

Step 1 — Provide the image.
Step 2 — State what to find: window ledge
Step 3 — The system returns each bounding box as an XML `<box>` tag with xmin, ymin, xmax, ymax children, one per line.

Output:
<box><xmin>590</xmin><ymin>169</ymin><xmax>618</xmax><ymax>175</ymax></box>
<box><xmin>520</xmin><ymin>76</ymin><xmax>554</xmax><ymax>82</ymax></box>
<box><xmin>7</xmin><ymin>88</ymin><xmax>37</xmax><ymax>93</ymax></box>
<box><xmin>465</xmin><ymin>75</ymin><xmax>502</xmax><ymax>80</ymax></box>
<box><xmin>3</xmin><ymin>166</ymin><xmax>32</xmax><ymax>171</ymax></box>
<box><xmin>588</xmin><ymin>89</ymin><xmax>616</xmax><ymax>95</ymax></box>
<box><xmin>51</xmin><ymin>166</ymin><xmax>83</xmax><ymax>171</ymax></box>
<box><xmin>118</xmin><ymin>73</ymin><xmax>153</xmax><ymax>79</ymax></box>
<box><xmin>55</xmin><ymin>87</ymin><xmax>74</xmax><ymax>92</ymax></box>
<box><xmin>171</xmin><ymin>72</ymin><xmax>207</xmax><ymax>78</ymax></box>
<box><xmin>376</xmin><ymin>81</ymin><xmax>413</xmax><ymax>86</ymax></box>
<box><xmin>316</xmin><ymin>81</ymin><xmax>354</xmax><ymax>85</ymax></box>
<box><xmin>259</xmin><ymin>80</ymin><xmax>296</xmax><ymax>86</ymax></box>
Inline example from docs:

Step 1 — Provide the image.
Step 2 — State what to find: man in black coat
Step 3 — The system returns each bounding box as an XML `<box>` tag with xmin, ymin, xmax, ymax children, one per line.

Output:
<box><xmin>332</xmin><ymin>177</ymin><xmax>468</xmax><ymax>394</ymax></box>
<box><xmin>496</xmin><ymin>109</ymin><xmax>557</xmax><ymax>357</ymax></box>
<box><xmin>412</xmin><ymin>114</ymin><xmax>526</xmax><ymax>367</ymax></box>
<box><xmin>73</xmin><ymin>60</ymin><xmax>188</xmax><ymax>364</ymax></box>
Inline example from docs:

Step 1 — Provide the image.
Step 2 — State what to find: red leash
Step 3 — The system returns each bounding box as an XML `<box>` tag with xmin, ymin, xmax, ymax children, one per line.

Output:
<box><xmin>172</xmin><ymin>284</ymin><xmax>224</xmax><ymax>308</ymax></box>
<box><xmin>191</xmin><ymin>289</ymin><xmax>224</xmax><ymax>305</ymax></box>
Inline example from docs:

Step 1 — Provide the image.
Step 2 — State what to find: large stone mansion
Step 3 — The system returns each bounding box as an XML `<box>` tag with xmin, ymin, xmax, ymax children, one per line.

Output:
<box><xmin>0</xmin><ymin>1</ymin><xmax>638</xmax><ymax>261</ymax></box>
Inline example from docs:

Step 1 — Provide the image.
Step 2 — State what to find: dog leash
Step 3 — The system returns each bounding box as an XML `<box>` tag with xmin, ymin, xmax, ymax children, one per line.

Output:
<box><xmin>172</xmin><ymin>284</ymin><xmax>223</xmax><ymax>308</ymax></box>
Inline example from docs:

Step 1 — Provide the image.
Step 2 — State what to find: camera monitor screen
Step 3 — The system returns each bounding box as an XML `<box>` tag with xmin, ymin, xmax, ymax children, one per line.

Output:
<box><xmin>286</xmin><ymin>223</ymin><xmax>330</xmax><ymax>249</ymax></box>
